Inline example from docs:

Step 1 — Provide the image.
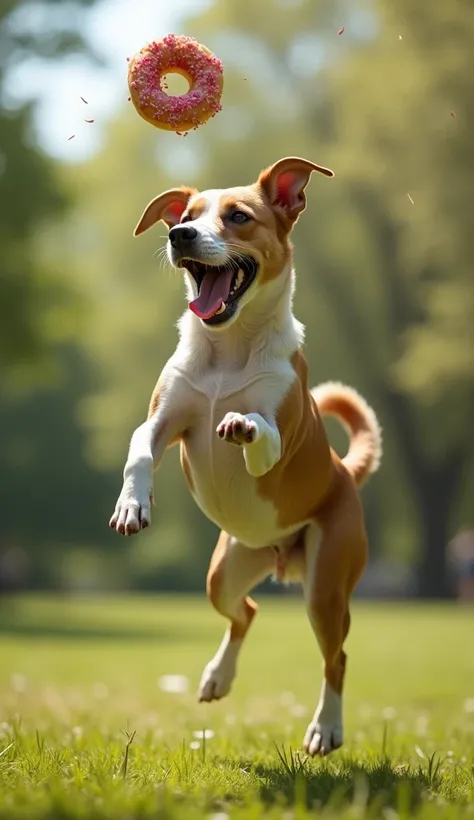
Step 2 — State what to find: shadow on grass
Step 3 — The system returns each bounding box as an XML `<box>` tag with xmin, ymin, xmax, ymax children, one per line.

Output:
<box><xmin>0</xmin><ymin>604</ymin><xmax>182</xmax><ymax>642</ymax></box>
<box><xmin>246</xmin><ymin>749</ymin><xmax>440</xmax><ymax>813</ymax></box>
<box><xmin>0</xmin><ymin>619</ymin><xmax>177</xmax><ymax>641</ymax></box>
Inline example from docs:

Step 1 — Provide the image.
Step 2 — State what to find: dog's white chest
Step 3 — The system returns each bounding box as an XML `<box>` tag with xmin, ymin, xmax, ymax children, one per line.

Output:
<box><xmin>182</xmin><ymin>403</ymin><xmax>274</xmax><ymax>546</ymax></box>
<box><xmin>178</xmin><ymin>365</ymin><xmax>294</xmax><ymax>547</ymax></box>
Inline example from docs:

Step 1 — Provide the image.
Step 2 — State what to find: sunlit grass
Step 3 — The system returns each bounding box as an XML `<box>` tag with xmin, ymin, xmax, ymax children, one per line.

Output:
<box><xmin>0</xmin><ymin>595</ymin><xmax>473</xmax><ymax>818</ymax></box>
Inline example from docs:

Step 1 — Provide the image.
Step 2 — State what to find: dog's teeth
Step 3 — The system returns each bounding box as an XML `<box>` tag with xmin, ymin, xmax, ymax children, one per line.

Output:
<box><xmin>236</xmin><ymin>269</ymin><xmax>245</xmax><ymax>288</ymax></box>
<box><xmin>215</xmin><ymin>302</ymin><xmax>226</xmax><ymax>315</ymax></box>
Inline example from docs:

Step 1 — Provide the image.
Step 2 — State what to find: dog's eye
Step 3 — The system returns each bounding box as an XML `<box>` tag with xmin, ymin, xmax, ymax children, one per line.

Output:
<box><xmin>229</xmin><ymin>211</ymin><xmax>252</xmax><ymax>224</ymax></box>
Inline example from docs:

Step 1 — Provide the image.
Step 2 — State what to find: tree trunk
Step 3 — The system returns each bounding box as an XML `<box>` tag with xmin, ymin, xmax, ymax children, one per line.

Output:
<box><xmin>415</xmin><ymin>484</ymin><xmax>452</xmax><ymax>599</ymax></box>
<box><xmin>414</xmin><ymin>457</ymin><xmax>465</xmax><ymax>598</ymax></box>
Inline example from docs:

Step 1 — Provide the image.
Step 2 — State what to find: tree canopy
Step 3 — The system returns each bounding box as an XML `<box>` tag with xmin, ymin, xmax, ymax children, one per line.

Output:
<box><xmin>0</xmin><ymin>0</ymin><xmax>98</xmax><ymax>376</ymax></box>
<box><xmin>1</xmin><ymin>0</ymin><xmax>472</xmax><ymax>596</ymax></box>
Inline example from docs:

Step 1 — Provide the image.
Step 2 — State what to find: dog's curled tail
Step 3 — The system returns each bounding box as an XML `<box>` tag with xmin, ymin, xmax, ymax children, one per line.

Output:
<box><xmin>311</xmin><ymin>382</ymin><xmax>382</xmax><ymax>487</ymax></box>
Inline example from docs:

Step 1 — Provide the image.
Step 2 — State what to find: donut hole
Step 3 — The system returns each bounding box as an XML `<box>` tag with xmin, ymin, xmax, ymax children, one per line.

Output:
<box><xmin>161</xmin><ymin>70</ymin><xmax>191</xmax><ymax>97</ymax></box>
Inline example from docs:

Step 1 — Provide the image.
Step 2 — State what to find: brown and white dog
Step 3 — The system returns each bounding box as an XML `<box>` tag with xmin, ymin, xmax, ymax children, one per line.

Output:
<box><xmin>109</xmin><ymin>157</ymin><xmax>382</xmax><ymax>757</ymax></box>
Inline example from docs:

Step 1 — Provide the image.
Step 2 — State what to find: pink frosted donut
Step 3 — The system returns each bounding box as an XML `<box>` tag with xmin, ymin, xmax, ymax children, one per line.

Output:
<box><xmin>128</xmin><ymin>34</ymin><xmax>223</xmax><ymax>133</ymax></box>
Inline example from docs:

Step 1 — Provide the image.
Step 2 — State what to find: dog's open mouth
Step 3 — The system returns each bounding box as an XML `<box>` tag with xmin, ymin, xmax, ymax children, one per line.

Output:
<box><xmin>181</xmin><ymin>256</ymin><xmax>258</xmax><ymax>325</ymax></box>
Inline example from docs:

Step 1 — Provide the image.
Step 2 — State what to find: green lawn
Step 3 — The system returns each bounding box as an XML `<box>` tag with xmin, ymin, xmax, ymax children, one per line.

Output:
<box><xmin>0</xmin><ymin>595</ymin><xmax>473</xmax><ymax>818</ymax></box>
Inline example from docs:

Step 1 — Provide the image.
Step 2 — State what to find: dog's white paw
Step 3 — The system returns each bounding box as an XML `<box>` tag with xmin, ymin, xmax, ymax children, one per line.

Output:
<box><xmin>197</xmin><ymin>661</ymin><xmax>236</xmax><ymax>702</ymax></box>
<box><xmin>303</xmin><ymin>720</ymin><xmax>343</xmax><ymax>757</ymax></box>
<box><xmin>216</xmin><ymin>412</ymin><xmax>257</xmax><ymax>446</ymax></box>
<box><xmin>109</xmin><ymin>477</ymin><xmax>152</xmax><ymax>536</ymax></box>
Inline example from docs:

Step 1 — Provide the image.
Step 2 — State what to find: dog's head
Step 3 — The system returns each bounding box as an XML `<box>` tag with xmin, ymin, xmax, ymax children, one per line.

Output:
<box><xmin>134</xmin><ymin>157</ymin><xmax>333</xmax><ymax>329</ymax></box>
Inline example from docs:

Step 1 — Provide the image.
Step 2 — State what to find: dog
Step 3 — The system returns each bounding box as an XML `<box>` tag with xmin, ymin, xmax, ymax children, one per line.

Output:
<box><xmin>109</xmin><ymin>157</ymin><xmax>382</xmax><ymax>757</ymax></box>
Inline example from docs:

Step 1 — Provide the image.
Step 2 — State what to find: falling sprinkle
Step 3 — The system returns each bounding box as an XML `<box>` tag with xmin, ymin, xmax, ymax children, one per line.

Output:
<box><xmin>67</xmin><ymin>135</ymin><xmax>76</xmax><ymax>141</ymax></box>
<box><xmin>126</xmin><ymin>57</ymin><xmax>130</xmax><ymax>61</ymax></box>
<box><xmin>407</xmin><ymin>193</ymin><xmax>415</xmax><ymax>205</ymax></box>
<box><xmin>243</xmin><ymin>78</ymin><xmax>248</xmax><ymax>81</ymax></box>
<box><xmin>450</xmin><ymin>111</ymin><xmax>457</xmax><ymax>118</ymax></box>
<box><xmin>398</xmin><ymin>35</ymin><xmax>403</xmax><ymax>40</ymax></box>
<box><xmin>80</xmin><ymin>96</ymin><xmax>88</xmax><ymax>104</ymax></box>
<box><xmin>127</xmin><ymin>96</ymin><xmax>131</xmax><ymax>101</ymax></box>
<box><xmin>338</xmin><ymin>27</ymin><xmax>345</xmax><ymax>35</ymax></box>
<box><xmin>84</xmin><ymin>119</ymin><xmax>95</xmax><ymax>123</ymax></box>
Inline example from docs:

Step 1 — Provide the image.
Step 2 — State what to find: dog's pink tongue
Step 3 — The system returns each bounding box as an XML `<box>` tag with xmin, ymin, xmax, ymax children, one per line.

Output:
<box><xmin>189</xmin><ymin>270</ymin><xmax>234</xmax><ymax>320</ymax></box>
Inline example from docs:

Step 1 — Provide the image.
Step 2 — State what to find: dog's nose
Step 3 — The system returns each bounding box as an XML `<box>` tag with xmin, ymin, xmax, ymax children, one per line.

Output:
<box><xmin>169</xmin><ymin>225</ymin><xmax>198</xmax><ymax>249</ymax></box>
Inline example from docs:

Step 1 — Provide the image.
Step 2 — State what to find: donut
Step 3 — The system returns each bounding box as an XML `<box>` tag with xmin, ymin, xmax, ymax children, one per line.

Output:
<box><xmin>128</xmin><ymin>34</ymin><xmax>223</xmax><ymax>133</ymax></box>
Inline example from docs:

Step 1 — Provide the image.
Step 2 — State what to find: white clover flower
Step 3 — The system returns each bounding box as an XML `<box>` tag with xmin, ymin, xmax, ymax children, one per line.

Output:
<box><xmin>193</xmin><ymin>729</ymin><xmax>214</xmax><ymax>740</ymax></box>
<box><xmin>157</xmin><ymin>674</ymin><xmax>189</xmax><ymax>694</ymax></box>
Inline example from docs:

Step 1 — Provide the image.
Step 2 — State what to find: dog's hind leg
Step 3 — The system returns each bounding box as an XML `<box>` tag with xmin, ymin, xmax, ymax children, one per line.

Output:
<box><xmin>198</xmin><ymin>531</ymin><xmax>274</xmax><ymax>703</ymax></box>
<box><xmin>302</xmin><ymin>483</ymin><xmax>367</xmax><ymax>756</ymax></box>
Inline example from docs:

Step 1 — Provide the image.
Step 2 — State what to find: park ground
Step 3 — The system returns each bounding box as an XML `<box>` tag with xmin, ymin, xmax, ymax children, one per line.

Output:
<box><xmin>0</xmin><ymin>595</ymin><xmax>473</xmax><ymax>819</ymax></box>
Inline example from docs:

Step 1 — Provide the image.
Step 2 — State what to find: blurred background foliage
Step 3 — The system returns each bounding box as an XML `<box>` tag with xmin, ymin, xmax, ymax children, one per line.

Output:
<box><xmin>0</xmin><ymin>0</ymin><xmax>472</xmax><ymax>597</ymax></box>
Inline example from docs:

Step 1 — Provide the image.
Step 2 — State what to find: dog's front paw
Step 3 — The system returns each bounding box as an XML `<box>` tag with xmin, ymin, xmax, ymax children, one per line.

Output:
<box><xmin>303</xmin><ymin>720</ymin><xmax>343</xmax><ymax>757</ymax></box>
<box><xmin>109</xmin><ymin>479</ymin><xmax>152</xmax><ymax>536</ymax></box>
<box><xmin>216</xmin><ymin>412</ymin><xmax>257</xmax><ymax>446</ymax></box>
<box><xmin>197</xmin><ymin>661</ymin><xmax>236</xmax><ymax>702</ymax></box>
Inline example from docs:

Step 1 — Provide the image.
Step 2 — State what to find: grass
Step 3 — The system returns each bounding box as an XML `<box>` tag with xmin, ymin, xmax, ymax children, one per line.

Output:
<box><xmin>0</xmin><ymin>594</ymin><xmax>473</xmax><ymax>818</ymax></box>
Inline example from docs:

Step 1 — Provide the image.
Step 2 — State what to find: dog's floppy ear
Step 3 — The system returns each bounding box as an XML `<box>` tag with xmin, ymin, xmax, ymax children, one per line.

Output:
<box><xmin>134</xmin><ymin>186</ymin><xmax>197</xmax><ymax>236</ymax></box>
<box><xmin>257</xmin><ymin>157</ymin><xmax>334</xmax><ymax>224</ymax></box>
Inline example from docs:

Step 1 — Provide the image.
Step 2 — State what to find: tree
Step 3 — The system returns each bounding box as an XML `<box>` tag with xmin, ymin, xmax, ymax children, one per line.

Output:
<box><xmin>0</xmin><ymin>0</ymin><xmax>99</xmax><ymax>375</ymax></box>
<box><xmin>0</xmin><ymin>0</ymin><xmax>115</xmax><ymax>591</ymax></box>
<box><xmin>189</xmin><ymin>0</ymin><xmax>474</xmax><ymax>596</ymax></box>
<box><xmin>60</xmin><ymin>0</ymin><xmax>473</xmax><ymax>596</ymax></box>
<box><xmin>315</xmin><ymin>0</ymin><xmax>474</xmax><ymax>596</ymax></box>
<box><xmin>60</xmin><ymin>1</ymin><xmax>387</xmax><ymax>590</ymax></box>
